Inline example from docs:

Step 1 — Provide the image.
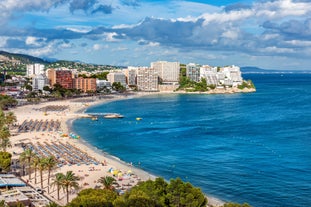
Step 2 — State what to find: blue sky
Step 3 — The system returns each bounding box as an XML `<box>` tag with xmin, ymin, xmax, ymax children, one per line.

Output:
<box><xmin>0</xmin><ymin>0</ymin><xmax>311</xmax><ymax>69</ymax></box>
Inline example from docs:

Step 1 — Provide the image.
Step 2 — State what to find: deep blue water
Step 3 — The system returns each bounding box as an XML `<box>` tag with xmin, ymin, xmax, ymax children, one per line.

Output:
<box><xmin>72</xmin><ymin>73</ymin><xmax>311</xmax><ymax>207</ymax></box>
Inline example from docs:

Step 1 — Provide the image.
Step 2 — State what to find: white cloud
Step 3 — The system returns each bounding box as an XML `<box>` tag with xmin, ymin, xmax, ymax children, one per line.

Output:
<box><xmin>254</xmin><ymin>0</ymin><xmax>311</xmax><ymax>19</ymax></box>
<box><xmin>260</xmin><ymin>46</ymin><xmax>295</xmax><ymax>54</ymax></box>
<box><xmin>93</xmin><ymin>44</ymin><xmax>102</xmax><ymax>51</ymax></box>
<box><xmin>104</xmin><ymin>32</ymin><xmax>119</xmax><ymax>42</ymax></box>
<box><xmin>25</xmin><ymin>36</ymin><xmax>46</xmax><ymax>47</ymax></box>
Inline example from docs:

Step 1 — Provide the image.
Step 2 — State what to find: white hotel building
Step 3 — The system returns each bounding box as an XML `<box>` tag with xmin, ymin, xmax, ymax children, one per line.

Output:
<box><xmin>151</xmin><ymin>61</ymin><xmax>180</xmax><ymax>84</ymax></box>
<box><xmin>26</xmin><ymin>64</ymin><xmax>45</xmax><ymax>77</ymax></box>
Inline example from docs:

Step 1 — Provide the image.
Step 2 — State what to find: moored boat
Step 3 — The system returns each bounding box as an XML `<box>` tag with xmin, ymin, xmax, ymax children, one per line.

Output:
<box><xmin>104</xmin><ymin>113</ymin><xmax>124</xmax><ymax>119</ymax></box>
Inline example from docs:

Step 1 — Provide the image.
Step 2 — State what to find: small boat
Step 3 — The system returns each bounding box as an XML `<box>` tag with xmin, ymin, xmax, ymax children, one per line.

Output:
<box><xmin>104</xmin><ymin>113</ymin><xmax>124</xmax><ymax>119</ymax></box>
<box><xmin>91</xmin><ymin>116</ymin><xmax>98</xmax><ymax>121</ymax></box>
<box><xmin>136</xmin><ymin>117</ymin><xmax>142</xmax><ymax>121</ymax></box>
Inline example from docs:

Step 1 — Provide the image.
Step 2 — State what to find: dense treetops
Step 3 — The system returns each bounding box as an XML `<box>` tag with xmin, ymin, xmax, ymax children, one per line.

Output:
<box><xmin>66</xmin><ymin>177</ymin><xmax>207</xmax><ymax>207</ymax></box>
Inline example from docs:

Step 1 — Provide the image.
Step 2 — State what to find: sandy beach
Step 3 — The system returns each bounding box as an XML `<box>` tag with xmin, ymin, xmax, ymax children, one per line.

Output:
<box><xmin>8</xmin><ymin>93</ymin><xmax>224</xmax><ymax>207</ymax></box>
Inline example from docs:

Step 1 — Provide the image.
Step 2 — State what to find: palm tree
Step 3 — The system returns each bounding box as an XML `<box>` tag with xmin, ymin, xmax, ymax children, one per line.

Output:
<box><xmin>0</xmin><ymin>137</ymin><xmax>11</xmax><ymax>152</ymax></box>
<box><xmin>4</xmin><ymin>111</ymin><xmax>16</xmax><ymax>129</ymax></box>
<box><xmin>45</xmin><ymin>156</ymin><xmax>57</xmax><ymax>193</ymax></box>
<box><xmin>51</xmin><ymin>173</ymin><xmax>65</xmax><ymax>200</ymax></box>
<box><xmin>31</xmin><ymin>155</ymin><xmax>40</xmax><ymax>184</ymax></box>
<box><xmin>38</xmin><ymin>157</ymin><xmax>48</xmax><ymax>190</ymax></box>
<box><xmin>0</xmin><ymin>110</ymin><xmax>6</xmax><ymax>128</ymax></box>
<box><xmin>19</xmin><ymin>148</ymin><xmax>36</xmax><ymax>179</ymax></box>
<box><xmin>0</xmin><ymin>126</ymin><xmax>10</xmax><ymax>146</ymax></box>
<box><xmin>98</xmin><ymin>176</ymin><xmax>116</xmax><ymax>190</ymax></box>
<box><xmin>61</xmin><ymin>171</ymin><xmax>80</xmax><ymax>204</ymax></box>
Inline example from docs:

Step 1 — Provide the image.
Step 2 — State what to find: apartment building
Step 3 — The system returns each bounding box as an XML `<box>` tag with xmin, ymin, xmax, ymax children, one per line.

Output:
<box><xmin>46</xmin><ymin>68</ymin><xmax>56</xmax><ymax>86</ymax></box>
<box><xmin>55</xmin><ymin>69</ymin><xmax>73</xmax><ymax>89</ymax></box>
<box><xmin>26</xmin><ymin>64</ymin><xmax>45</xmax><ymax>77</ymax></box>
<box><xmin>107</xmin><ymin>72</ymin><xmax>127</xmax><ymax>87</ymax></box>
<box><xmin>200</xmin><ymin>65</ymin><xmax>218</xmax><ymax>85</ymax></box>
<box><xmin>137</xmin><ymin>67</ymin><xmax>158</xmax><ymax>92</ymax></box>
<box><xmin>124</xmin><ymin>67</ymin><xmax>137</xmax><ymax>86</ymax></box>
<box><xmin>151</xmin><ymin>61</ymin><xmax>180</xmax><ymax>83</ymax></box>
<box><xmin>73</xmin><ymin>77</ymin><xmax>97</xmax><ymax>92</ymax></box>
<box><xmin>32</xmin><ymin>74</ymin><xmax>49</xmax><ymax>91</ymax></box>
<box><xmin>186</xmin><ymin>63</ymin><xmax>200</xmax><ymax>82</ymax></box>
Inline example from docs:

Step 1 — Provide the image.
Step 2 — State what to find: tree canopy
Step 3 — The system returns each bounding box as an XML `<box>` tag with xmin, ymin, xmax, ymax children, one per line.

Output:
<box><xmin>66</xmin><ymin>177</ymin><xmax>207</xmax><ymax>207</ymax></box>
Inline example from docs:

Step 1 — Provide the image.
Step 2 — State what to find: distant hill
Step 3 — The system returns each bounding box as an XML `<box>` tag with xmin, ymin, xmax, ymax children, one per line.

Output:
<box><xmin>241</xmin><ymin>66</ymin><xmax>275</xmax><ymax>73</ymax></box>
<box><xmin>0</xmin><ymin>51</ymin><xmax>50</xmax><ymax>64</ymax></box>
<box><xmin>241</xmin><ymin>66</ymin><xmax>310</xmax><ymax>73</ymax></box>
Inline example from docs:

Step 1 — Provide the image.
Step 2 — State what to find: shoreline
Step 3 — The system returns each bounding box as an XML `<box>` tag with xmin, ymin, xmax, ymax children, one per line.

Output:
<box><xmin>9</xmin><ymin>92</ymin><xmax>226</xmax><ymax>206</ymax></box>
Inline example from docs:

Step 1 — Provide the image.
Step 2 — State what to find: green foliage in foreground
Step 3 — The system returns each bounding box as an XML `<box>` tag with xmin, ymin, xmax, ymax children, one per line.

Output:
<box><xmin>67</xmin><ymin>189</ymin><xmax>118</xmax><ymax>207</ymax></box>
<box><xmin>0</xmin><ymin>151</ymin><xmax>12</xmax><ymax>172</ymax></box>
<box><xmin>66</xmin><ymin>178</ymin><xmax>207</xmax><ymax>207</ymax></box>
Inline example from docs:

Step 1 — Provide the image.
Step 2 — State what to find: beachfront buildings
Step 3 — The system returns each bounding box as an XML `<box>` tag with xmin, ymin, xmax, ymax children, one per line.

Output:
<box><xmin>46</xmin><ymin>68</ymin><xmax>97</xmax><ymax>92</ymax></box>
<box><xmin>151</xmin><ymin>61</ymin><xmax>180</xmax><ymax>84</ymax></box>
<box><xmin>123</xmin><ymin>67</ymin><xmax>137</xmax><ymax>86</ymax></box>
<box><xmin>185</xmin><ymin>64</ymin><xmax>243</xmax><ymax>87</ymax></box>
<box><xmin>137</xmin><ymin>67</ymin><xmax>158</xmax><ymax>91</ymax></box>
<box><xmin>220</xmin><ymin>65</ymin><xmax>243</xmax><ymax>87</ymax></box>
<box><xmin>73</xmin><ymin>77</ymin><xmax>97</xmax><ymax>92</ymax></box>
<box><xmin>55</xmin><ymin>70</ymin><xmax>73</xmax><ymax>89</ymax></box>
<box><xmin>24</xmin><ymin>61</ymin><xmax>244</xmax><ymax>94</ymax></box>
<box><xmin>200</xmin><ymin>65</ymin><xmax>218</xmax><ymax>85</ymax></box>
<box><xmin>186</xmin><ymin>63</ymin><xmax>200</xmax><ymax>82</ymax></box>
<box><xmin>107</xmin><ymin>72</ymin><xmax>127</xmax><ymax>87</ymax></box>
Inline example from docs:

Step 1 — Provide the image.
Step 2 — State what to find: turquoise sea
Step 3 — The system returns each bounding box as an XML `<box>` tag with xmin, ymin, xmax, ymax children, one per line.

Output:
<box><xmin>72</xmin><ymin>73</ymin><xmax>311</xmax><ymax>207</ymax></box>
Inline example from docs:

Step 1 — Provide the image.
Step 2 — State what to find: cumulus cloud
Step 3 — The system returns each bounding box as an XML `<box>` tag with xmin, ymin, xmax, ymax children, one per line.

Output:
<box><xmin>69</xmin><ymin>0</ymin><xmax>97</xmax><ymax>13</ymax></box>
<box><xmin>93</xmin><ymin>44</ymin><xmax>108</xmax><ymax>51</ymax></box>
<box><xmin>0</xmin><ymin>0</ymin><xmax>69</xmax><ymax>24</ymax></box>
<box><xmin>224</xmin><ymin>3</ymin><xmax>252</xmax><ymax>12</ymax></box>
<box><xmin>91</xmin><ymin>4</ymin><xmax>113</xmax><ymax>14</ymax></box>
<box><xmin>263</xmin><ymin>19</ymin><xmax>311</xmax><ymax>40</ymax></box>
<box><xmin>121</xmin><ymin>0</ymin><xmax>140</xmax><ymax>7</ymax></box>
<box><xmin>25</xmin><ymin>36</ymin><xmax>46</xmax><ymax>47</ymax></box>
<box><xmin>1</xmin><ymin>0</ymin><xmax>311</xmax><ymax>67</ymax></box>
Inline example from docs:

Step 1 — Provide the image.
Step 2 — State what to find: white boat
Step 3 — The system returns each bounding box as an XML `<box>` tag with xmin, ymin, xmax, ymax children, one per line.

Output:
<box><xmin>104</xmin><ymin>113</ymin><xmax>124</xmax><ymax>119</ymax></box>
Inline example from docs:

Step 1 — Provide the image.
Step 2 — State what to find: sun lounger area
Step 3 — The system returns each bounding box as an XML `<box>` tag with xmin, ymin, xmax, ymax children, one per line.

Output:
<box><xmin>26</xmin><ymin>141</ymin><xmax>99</xmax><ymax>166</ymax></box>
<box><xmin>18</xmin><ymin>119</ymin><xmax>61</xmax><ymax>133</ymax></box>
<box><xmin>37</xmin><ymin>105</ymin><xmax>69</xmax><ymax>112</ymax></box>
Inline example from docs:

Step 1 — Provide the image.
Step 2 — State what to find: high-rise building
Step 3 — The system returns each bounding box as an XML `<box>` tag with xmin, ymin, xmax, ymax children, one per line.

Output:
<box><xmin>26</xmin><ymin>64</ymin><xmax>45</xmax><ymax>77</ymax></box>
<box><xmin>200</xmin><ymin>65</ymin><xmax>218</xmax><ymax>85</ymax></box>
<box><xmin>137</xmin><ymin>67</ymin><xmax>158</xmax><ymax>92</ymax></box>
<box><xmin>124</xmin><ymin>67</ymin><xmax>137</xmax><ymax>86</ymax></box>
<box><xmin>107</xmin><ymin>72</ymin><xmax>127</xmax><ymax>87</ymax></box>
<box><xmin>55</xmin><ymin>70</ymin><xmax>73</xmax><ymax>89</ymax></box>
<box><xmin>73</xmin><ymin>77</ymin><xmax>96</xmax><ymax>92</ymax></box>
<box><xmin>96</xmin><ymin>80</ymin><xmax>111</xmax><ymax>89</ymax></box>
<box><xmin>46</xmin><ymin>68</ymin><xmax>56</xmax><ymax>86</ymax></box>
<box><xmin>186</xmin><ymin>63</ymin><xmax>200</xmax><ymax>82</ymax></box>
<box><xmin>221</xmin><ymin>65</ymin><xmax>243</xmax><ymax>87</ymax></box>
<box><xmin>151</xmin><ymin>61</ymin><xmax>180</xmax><ymax>83</ymax></box>
<box><xmin>32</xmin><ymin>74</ymin><xmax>49</xmax><ymax>91</ymax></box>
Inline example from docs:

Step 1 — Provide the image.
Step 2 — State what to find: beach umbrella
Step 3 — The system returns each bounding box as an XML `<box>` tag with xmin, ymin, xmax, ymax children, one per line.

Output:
<box><xmin>112</xmin><ymin>170</ymin><xmax>119</xmax><ymax>176</ymax></box>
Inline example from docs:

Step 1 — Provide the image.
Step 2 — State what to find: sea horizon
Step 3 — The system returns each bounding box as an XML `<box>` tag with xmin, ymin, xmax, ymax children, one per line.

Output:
<box><xmin>72</xmin><ymin>73</ymin><xmax>311</xmax><ymax>207</ymax></box>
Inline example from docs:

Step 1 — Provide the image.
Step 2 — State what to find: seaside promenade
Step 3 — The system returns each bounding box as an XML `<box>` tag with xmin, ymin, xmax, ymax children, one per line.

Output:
<box><xmin>8</xmin><ymin>93</ymin><xmax>224</xmax><ymax>207</ymax></box>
